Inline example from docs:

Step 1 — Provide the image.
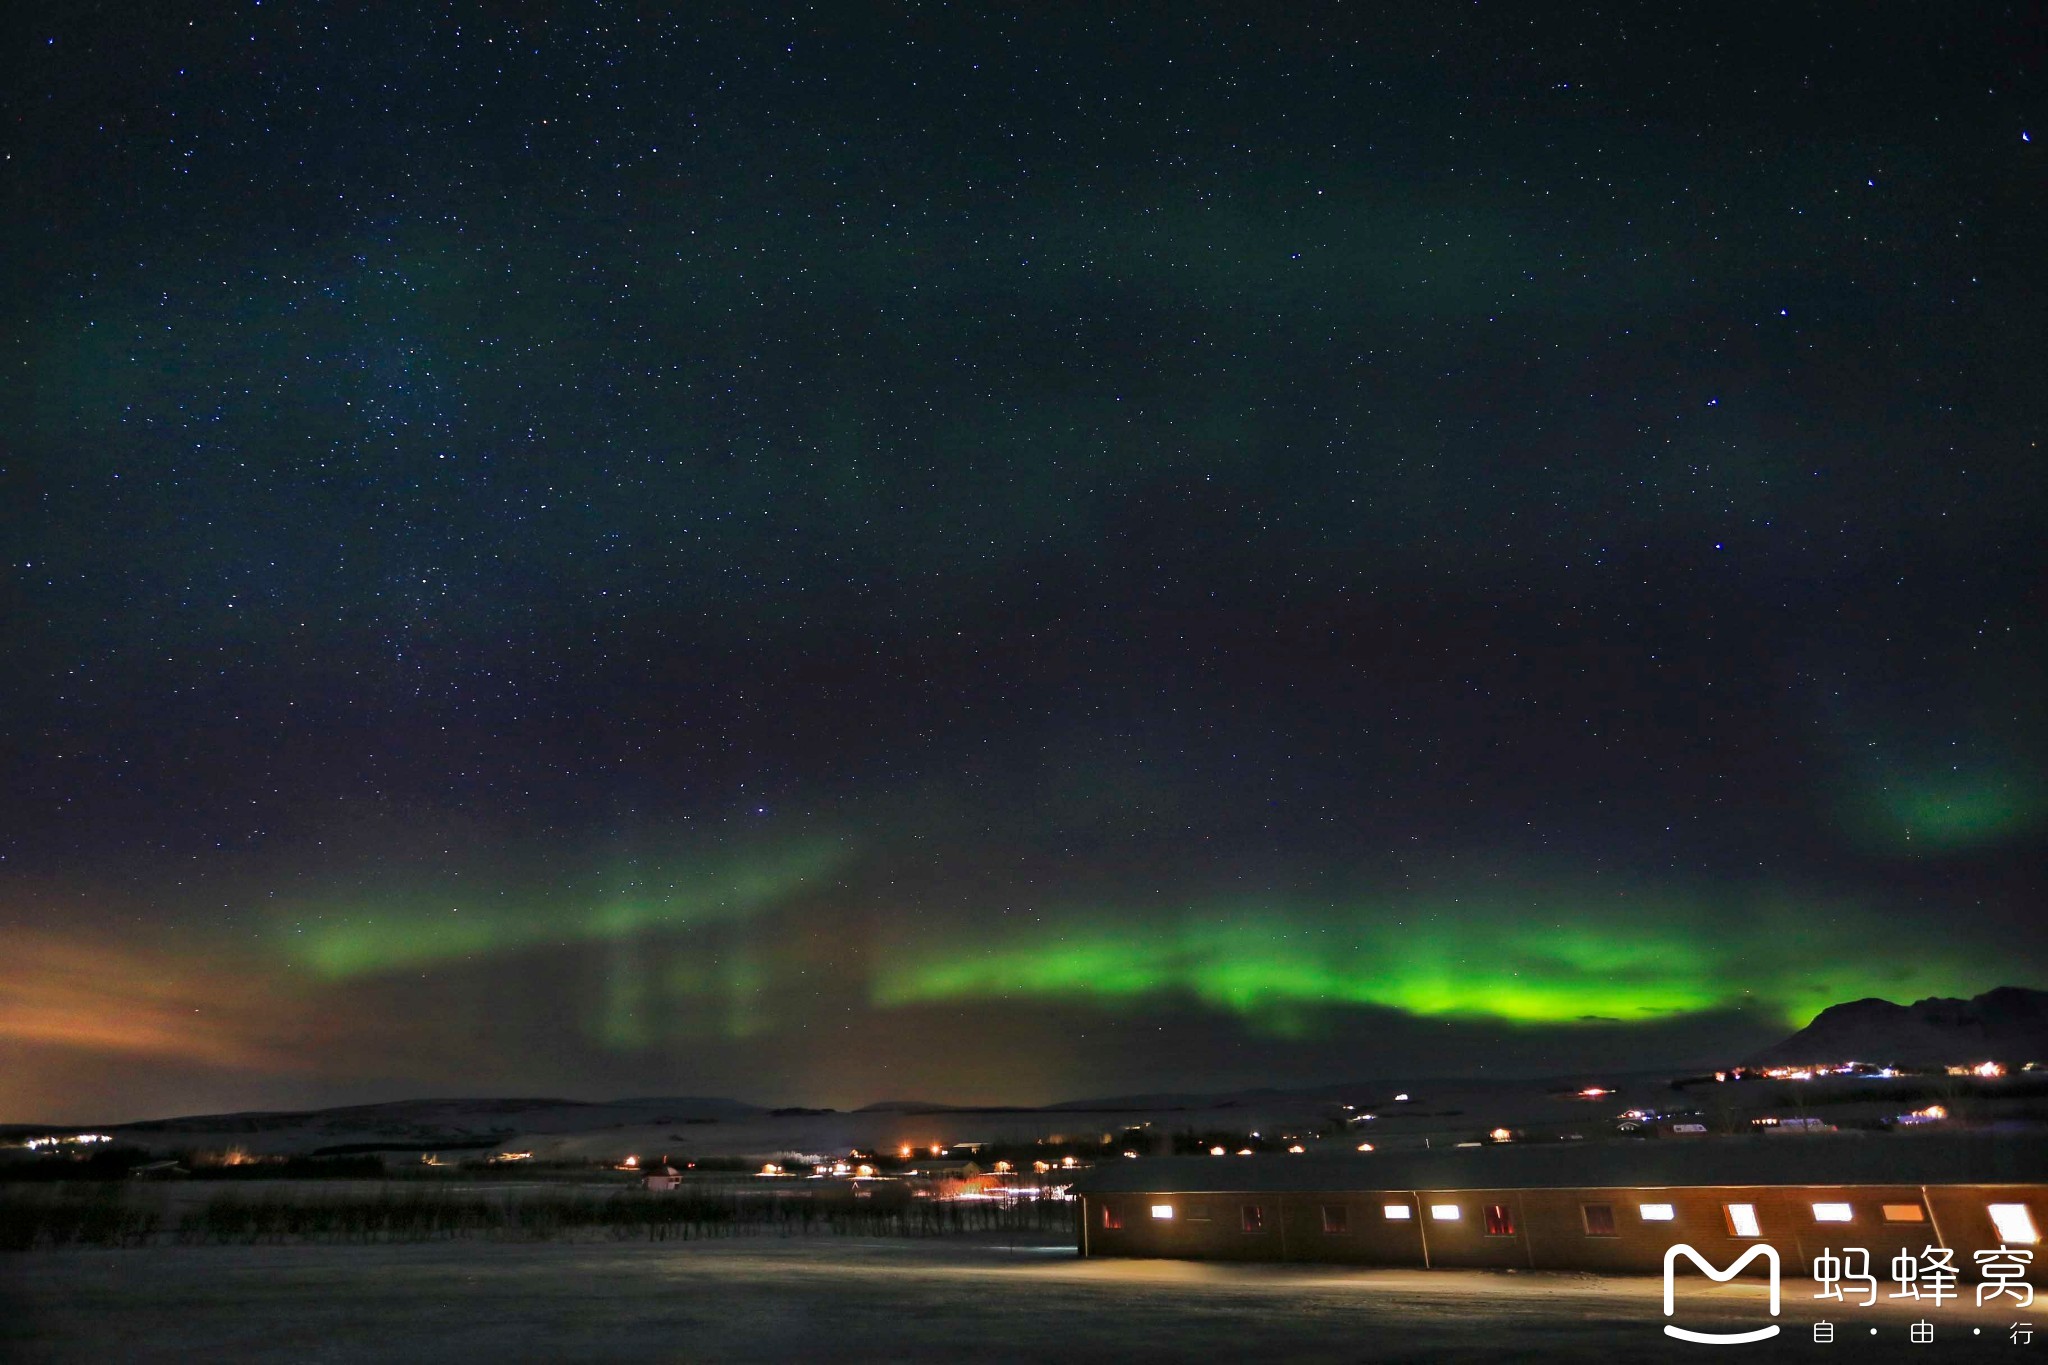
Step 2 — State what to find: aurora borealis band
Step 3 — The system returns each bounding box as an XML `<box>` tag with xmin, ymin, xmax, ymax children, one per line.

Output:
<box><xmin>3</xmin><ymin>6</ymin><xmax>2044</xmax><ymax>1122</ymax></box>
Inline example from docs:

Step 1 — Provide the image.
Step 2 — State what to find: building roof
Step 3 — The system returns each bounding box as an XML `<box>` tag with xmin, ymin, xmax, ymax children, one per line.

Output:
<box><xmin>1071</xmin><ymin>1134</ymin><xmax>2048</xmax><ymax>1195</ymax></box>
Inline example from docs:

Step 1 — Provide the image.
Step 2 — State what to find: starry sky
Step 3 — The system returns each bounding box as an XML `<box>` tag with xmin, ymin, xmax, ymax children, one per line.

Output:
<box><xmin>3</xmin><ymin>4</ymin><xmax>2043</xmax><ymax>1122</ymax></box>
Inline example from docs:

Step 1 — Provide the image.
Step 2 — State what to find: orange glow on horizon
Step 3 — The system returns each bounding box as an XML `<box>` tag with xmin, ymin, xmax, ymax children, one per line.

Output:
<box><xmin>0</xmin><ymin>929</ymin><xmax>300</xmax><ymax>1072</ymax></box>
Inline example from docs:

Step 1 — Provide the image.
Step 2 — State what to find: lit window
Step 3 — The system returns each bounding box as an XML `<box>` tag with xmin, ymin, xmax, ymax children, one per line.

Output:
<box><xmin>1383</xmin><ymin>1204</ymin><xmax>1412</xmax><ymax>1221</ymax></box>
<box><xmin>1582</xmin><ymin>1203</ymin><xmax>1617</xmax><ymax>1236</ymax></box>
<box><xmin>1322</xmin><ymin>1205</ymin><xmax>1349</xmax><ymax>1234</ymax></box>
<box><xmin>1101</xmin><ymin>1205</ymin><xmax>1123</xmax><ymax>1230</ymax></box>
<box><xmin>1430</xmin><ymin>1204</ymin><xmax>1461</xmax><ymax>1221</ymax></box>
<box><xmin>1150</xmin><ymin>1204</ymin><xmax>1174</xmax><ymax>1221</ymax></box>
<box><xmin>1989</xmin><ymin>1204</ymin><xmax>2040</xmax><ymax>1244</ymax></box>
<box><xmin>1882</xmin><ymin>1204</ymin><xmax>1925</xmax><ymax>1223</ymax></box>
<box><xmin>1725</xmin><ymin>1204</ymin><xmax>1761</xmax><ymax>1238</ymax></box>
<box><xmin>1484</xmin><ymin>1203</ymin><xmax>1516</xmax><ymax>1236</ymax></box>
<box><xmin>1812</xmin><ymin>1203</ymin><xmax>1853</xmax><ymax>1223</ymax></box>
<box><xmin>1242</xmin><ymin>1205</ymin><xmax>1265</xmax><ymax>1233</ymax></box>
<box><xmin>1639</xmin><ymin>1203</ymin><xmax>1676</xmax><ymax>1222</ymax></box>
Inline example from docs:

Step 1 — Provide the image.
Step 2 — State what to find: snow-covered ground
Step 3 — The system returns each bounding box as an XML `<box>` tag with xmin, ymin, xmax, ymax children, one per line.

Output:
<box><xmin>0</xmin><ymin>1234</ymin><xmax>2013</xmax><ymax>1362</ymax></box>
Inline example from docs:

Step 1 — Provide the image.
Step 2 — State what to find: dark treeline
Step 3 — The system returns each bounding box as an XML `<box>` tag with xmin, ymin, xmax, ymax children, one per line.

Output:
<box><xmin>0</xmin><ymin>1186</ymin><xmax>1074</xmax><ymax>1251</ymax></box>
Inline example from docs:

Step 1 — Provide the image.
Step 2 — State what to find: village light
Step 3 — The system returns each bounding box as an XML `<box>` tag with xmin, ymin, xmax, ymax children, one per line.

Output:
<box><xmin>1210</xmin><ymin>1146</ymin><xmax>1226</xmax><ymax>1156</ymax></box>
<box><xmin>621</xmin><ymin>1155</ymin><xmax>639</xmax><ymax>1169</ymax></box>
<box><xmin>1356</xmin><ymin>1143</ymin><xmax>1374</xmax><ymax>1152</ymax></box>
<box><xmin>1236</xmin><ymin>1148</ymin><xmax>1253</xmax><ymax>1156</ymax></box>
<box><xmin>1489</xmin><ymin>1128</ymin><xmax>1513</xmax><ymax>1143</ymax></box>
<box><xmin>1394</xmin><ymin>1093</ymin><xmax>1410</xmax><ymax>1102</ymax></box>
<box><xmin>1286</xmin><ymin>1144</ymin><xmax>1305</xmax><ymax>1154</ymax></box>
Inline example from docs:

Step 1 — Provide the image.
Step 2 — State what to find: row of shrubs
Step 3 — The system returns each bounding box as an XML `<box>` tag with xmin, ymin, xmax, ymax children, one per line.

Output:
<box><xmin>0</xmin><ymin>1187</ymin><xmax>1074</xmax><ymax>1251</ymax></box>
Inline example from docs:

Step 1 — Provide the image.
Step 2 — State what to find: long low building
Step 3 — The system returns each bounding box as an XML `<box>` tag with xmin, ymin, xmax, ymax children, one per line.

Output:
<box><xmin>1069</xmin><ymin>1135</ymin><xmax>2046</xmax><ymax>1273</ymax></box>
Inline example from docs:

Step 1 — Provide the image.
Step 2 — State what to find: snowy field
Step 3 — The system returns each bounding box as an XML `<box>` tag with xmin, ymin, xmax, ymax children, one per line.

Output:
<box><xmin>0</xmin><ymin>1233</ymin><xmax>2020</xmax><ymax>1362</ymax></box>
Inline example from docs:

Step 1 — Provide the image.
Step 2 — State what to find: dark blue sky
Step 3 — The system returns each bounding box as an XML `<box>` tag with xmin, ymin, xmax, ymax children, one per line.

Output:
<box><xmin>3</xmin><ymin>3</ymin><xmax>2042</xmax><ymax>1121</ymax></box>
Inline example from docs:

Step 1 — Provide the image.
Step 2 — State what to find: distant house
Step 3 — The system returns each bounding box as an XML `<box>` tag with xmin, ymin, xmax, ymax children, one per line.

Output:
<box><xmin>1070</xmin><ymin>1135</ymin><xmax>2046</xmax><ymax>1273</ymax></box>
<box><xmin>643</xmin><ymin>1166</ymin><xmax>682</xmax><ymax>1192</ymax></box>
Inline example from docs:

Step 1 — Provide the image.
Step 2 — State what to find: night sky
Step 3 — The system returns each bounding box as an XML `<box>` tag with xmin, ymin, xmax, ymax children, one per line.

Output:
<box><xmin>4</xmin><ymin>4</ymin><xmax>2043</xmax><ymax>1122</ymax></box>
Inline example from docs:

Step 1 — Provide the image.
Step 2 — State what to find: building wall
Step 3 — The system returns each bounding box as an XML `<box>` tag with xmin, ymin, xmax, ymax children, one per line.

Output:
<box><xmin>1078</xmin><ymin>1184</ymin><xmax>2044</xmax><ymax>1275</ymax></box>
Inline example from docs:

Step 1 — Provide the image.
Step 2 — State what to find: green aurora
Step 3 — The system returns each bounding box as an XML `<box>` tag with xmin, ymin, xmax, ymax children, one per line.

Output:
<box><xmin>1842</xmin><ymin>767</ymin><xmax>2043</xmax><ymax>856</ymax></box>
<box><xmin>281</xmin><ymin>838</ymin><xmax>847</xmax><ymax>982</ymax></box>
<box><xmin>273</xmin><ymin>844</ymin><xmax>2018</xmax><ymax>1044</ymax></box>
<box><xmin>870</xmin><ymin>892</ymin><xmax>2005</xmax><ymax>1032</ymax></box>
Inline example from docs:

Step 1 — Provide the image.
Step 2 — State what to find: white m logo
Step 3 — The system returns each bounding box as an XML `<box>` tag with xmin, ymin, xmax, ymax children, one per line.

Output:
<box><xmin>1662</xmin><ymin>1243</ymin><xmax>1782</xmax><ymax>1345</ymax></box>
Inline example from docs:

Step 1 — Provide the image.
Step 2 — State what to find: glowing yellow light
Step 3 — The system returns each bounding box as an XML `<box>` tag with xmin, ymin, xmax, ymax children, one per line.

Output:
<box><xmin>899</xmin><ymin>1146</ymin><xmax>912</xmax><ymax>1159</ymax></box>
<box><xmin>931</xmin><ymin>1145</ymin><xmax>944</xmax><ymax>1157</ymax></box>
<box><xmin>1577</xmin><ymin>1087</ymin><xmax>1609</xmax><ymax>1098</ymax></box>
<box><xmin>1975</xmin><ymin>1061</ymin><xmax>2007</xmax><ymax>1078</ymax></box>
<box><xmin>1236</xmin><ymin>1148</ymin><xmax>1253</xmax><ymax>1156</ymax></box>
<box><xmin>621</xmin><ymin>1155</ymin><xmax>639</xmax><ymax>1169</ymax></box>
<box><xmin>993</xmin><ymin>1161</ymin><xmax>1013</xmax><ymax>1173</ymax></box>
<box><xmin>1209</xmin><ymin>1146</ymin><xmax>1226</xmax><ymax>1156</ymax></box>
<box><xmin>1489</xmin><ymin>1128</ymin><xmax>1513</xmax><ymax>1143</ymax></box>
<box><xmin>1286</xmin><ymin>1144</ymin><xmax>1305</xmax><ymax>1154</ymax></box>
<box><xmin>1122</xmin><ymin>1150</ymin><xmax>1138</xmax><ymax>1158</ymax></box>
<box><xmin>855</xmin><ymin>1164</ymin><xmax>874</xmax><ymax>1178</ymax></box>
<box><xmin>1356</xmin><ymin>1142</ymin><xmax>1374</xmax><ymax>1152</ymax></box>
<box><xmin>760</xmin><ymin>1163</ymin><xmax>783</xmax><ymax>1176</ymax></box>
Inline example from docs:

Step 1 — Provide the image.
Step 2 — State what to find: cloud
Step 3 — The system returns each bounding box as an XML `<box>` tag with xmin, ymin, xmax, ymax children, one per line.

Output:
<box><xmin>0</xmin><ymin>929</ymin><xmax>303</xmax><ymax>1072</ymax></box>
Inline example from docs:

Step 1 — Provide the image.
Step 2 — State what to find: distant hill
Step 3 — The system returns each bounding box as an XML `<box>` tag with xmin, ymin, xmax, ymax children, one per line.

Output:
<box><xmin>109</xmin><ymin>1096</ymin><xmax>764</xmax><ymax>1143</ymax></box>
<box><xmin>1752</xmin><ymin>986</ymin><xmax>2048</xmax><ymax>1067</ymax></box>
<box><xmin>853</xmin><ymin>1099</ymin><xmax>965</xmax><ymax>1114</ymax></box>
